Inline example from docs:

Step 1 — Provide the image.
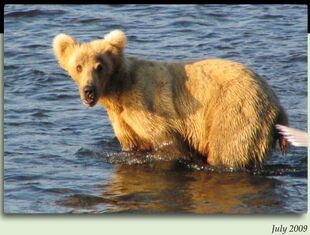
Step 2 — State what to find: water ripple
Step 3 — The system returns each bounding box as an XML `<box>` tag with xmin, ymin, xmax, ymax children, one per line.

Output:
<box><xmin>5</xmin><ymin>9</ymin><xmax>66</xmax><ymax>18</ymax></box>
<box><xmin>4</xmin><ymin>4</ymin><xmax>307</xmax><ymax>214</ymax></box>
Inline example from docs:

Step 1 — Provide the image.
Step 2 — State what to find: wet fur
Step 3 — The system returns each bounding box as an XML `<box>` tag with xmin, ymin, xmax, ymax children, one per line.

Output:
<box><xmin>53</xmin><ymin>30</ymin><xmax>288</xmax><ymax>169</ymax></box>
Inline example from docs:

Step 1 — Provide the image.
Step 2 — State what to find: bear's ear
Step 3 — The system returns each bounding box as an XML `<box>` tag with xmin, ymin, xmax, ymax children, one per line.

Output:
<box><xmin>53</xmin><ymin>33</ymin><xmax>77</xmax><ymax>71</ymax></box>
<box><xmin>104</xmin><ymin>30</ymin><xmax>127</xmax><ymax>50</ymax></box>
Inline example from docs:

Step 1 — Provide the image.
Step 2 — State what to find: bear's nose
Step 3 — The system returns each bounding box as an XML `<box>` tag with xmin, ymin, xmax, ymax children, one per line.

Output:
<box><xmin>84</xmin><ymin>85</ymin><xmax>95</xmax><ymax>99</ymax></box>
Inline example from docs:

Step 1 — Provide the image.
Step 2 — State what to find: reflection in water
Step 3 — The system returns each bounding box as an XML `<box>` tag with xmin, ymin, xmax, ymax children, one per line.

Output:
<box><xmin>59</xmin><ymin>161</ymin><xmax>285</xmax><ymax>214</ymax></box>
<box><xmin>4</xmin><ymin>4</ymin><xmax>306</xmax><ymax>214</ymax></box>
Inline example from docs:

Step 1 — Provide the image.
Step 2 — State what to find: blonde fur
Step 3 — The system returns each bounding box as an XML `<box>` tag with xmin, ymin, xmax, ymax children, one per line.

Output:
<box><xmin>52</xmin><ymin>34</ymin><xmax>77</xmax><ymax>70</ymax></box>
<box><xmin>104</xmin><ymin>29</ymin><xmax>127</xmax><ymax>49</ymax></box>
<box><xmin>53</xmin><ymin>30</ymin><xmax>288</xmax><ymax>169</ymax></box>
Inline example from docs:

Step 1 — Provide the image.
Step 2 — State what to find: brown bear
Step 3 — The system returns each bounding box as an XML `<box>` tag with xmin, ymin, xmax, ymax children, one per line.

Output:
<box><xmin>52</xmin><ymin>29</ymin><xmax>288</xmax><ymax>169</ymax></box>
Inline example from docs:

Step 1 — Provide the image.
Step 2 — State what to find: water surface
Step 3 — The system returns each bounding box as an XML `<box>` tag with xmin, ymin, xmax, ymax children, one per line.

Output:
<box><xmin>4</xmin><ymin>4</ymin><xmax>307</xmax><ymax>214</ymax></box>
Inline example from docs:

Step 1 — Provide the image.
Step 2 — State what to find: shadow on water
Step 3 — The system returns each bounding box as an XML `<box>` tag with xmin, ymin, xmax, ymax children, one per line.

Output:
<box><xmin>4</xmin><ymin>4</ymin><xmax>307</xmax><ymax>214</ymax></box>
<box><xmin>57</xmin><ymin>144</ymin><xmax>306</xmax><ymax>214</ymax></box>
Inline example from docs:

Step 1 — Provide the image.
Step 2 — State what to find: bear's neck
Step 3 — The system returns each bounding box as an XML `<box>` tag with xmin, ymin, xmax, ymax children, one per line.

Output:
<box><xmin>98</xmin><ymin>56</ymin><xmax>134</xmax><ymax>113</ymax></box>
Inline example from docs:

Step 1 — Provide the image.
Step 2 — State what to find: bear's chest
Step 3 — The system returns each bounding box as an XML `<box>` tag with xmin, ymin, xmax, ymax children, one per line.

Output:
<box><xmin>121</xmin><ymin>107</ymin><xmax>170</xmax><ymax>141</ymax></box>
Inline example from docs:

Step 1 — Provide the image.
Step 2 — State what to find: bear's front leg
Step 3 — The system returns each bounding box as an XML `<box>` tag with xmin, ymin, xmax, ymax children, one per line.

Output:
<box><xmin>108</xmin><ymin>112</ymin><xmax>153</xmax><ymax>152</ymax></box>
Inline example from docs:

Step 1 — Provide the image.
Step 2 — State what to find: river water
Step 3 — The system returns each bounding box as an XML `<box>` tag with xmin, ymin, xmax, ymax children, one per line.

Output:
<box><xmin>4</xmin><ymin>4</ymin><xmax>307</xmax><ymax>214</ymax></box>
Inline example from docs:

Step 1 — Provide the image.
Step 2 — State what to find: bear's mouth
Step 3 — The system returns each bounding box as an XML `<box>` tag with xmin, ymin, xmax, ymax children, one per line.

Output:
<box><xmin>82</xmin><ymin>98</ymin><xmax>97</xmax><ymax>107</ymax></box>
<box><xmin>81</xmin><ymin>85</ymin><xmax>98</xmax><ymax>107</ymax></box>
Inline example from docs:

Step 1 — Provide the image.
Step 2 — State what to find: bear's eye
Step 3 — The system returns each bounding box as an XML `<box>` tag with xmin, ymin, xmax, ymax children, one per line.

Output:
<box><xmin>96</xmin><ymin>63</ymin><xmax>103</xmax><ymax>72</ymax></box>
<box><xmin>76</xmin><ymin>65</ymin><xmax>82</xmax><ymax>73</ymax></box>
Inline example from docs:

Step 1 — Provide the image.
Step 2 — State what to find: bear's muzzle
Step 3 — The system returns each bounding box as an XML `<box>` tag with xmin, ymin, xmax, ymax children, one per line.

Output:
<box><xmin>82</xmin><ymin>85</ymin><xmax>97</xmax><ymax>107</ymax></box>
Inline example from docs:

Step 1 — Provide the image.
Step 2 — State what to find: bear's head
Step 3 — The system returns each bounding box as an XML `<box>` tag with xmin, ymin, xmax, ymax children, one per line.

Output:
<box><xmin>53</xmin><ymin>30</ymin><xmax>127</xmax><ymax>107</ymax></box>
